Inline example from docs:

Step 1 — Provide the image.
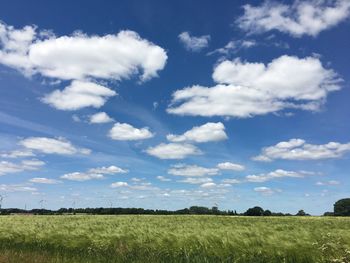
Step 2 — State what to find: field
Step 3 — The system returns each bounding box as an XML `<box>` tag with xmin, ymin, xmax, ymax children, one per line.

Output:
<box><xmin>0</xmin><ymin>215</ymin><xmax>349</xmax><ymax>263</ymax></box>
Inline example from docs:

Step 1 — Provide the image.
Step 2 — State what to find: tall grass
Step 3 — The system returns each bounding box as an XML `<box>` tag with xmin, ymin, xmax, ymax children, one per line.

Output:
<box><xmin>0</xmin><ymin>215</ymin><xmax>349</xmax><ymax>262</ymax></box>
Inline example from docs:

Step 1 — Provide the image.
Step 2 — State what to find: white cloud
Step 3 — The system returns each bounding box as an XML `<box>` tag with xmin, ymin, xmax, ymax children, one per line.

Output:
<box><xmin>200</xmin><ymin>182</ymin><xmax>217</xmax><ymax>188</ymax></box>
<box><xmin>61</xmin><ymin>165</ymin><xmax>128</xmax><ymax>182</ymax></box>
<box><xmin>178</xmin><ymin>32</ymin><xmax>210</xmax><ymax>52</ymax></box>
<box><xmin>146</xmin><ymin>143</ymin><xmax>202</xmax><ymax>159</ymax></box>
<box><xmin>167</xmin><ymin>55</ymin><xmax>341</xmax><ymax>118</ymax></box>
<box><xmin>42</xmin><ymin>80</ymin><xmax>117</xmax><ymax>110</ymax></box>
<box><xmin>168</xmin><ymin>164</ymin><xmax>219</xmax><ymax>177</ymax></box>
<box><xmin>1</xmin><ymin>149</ymin><xmax>35</xmax><ymax>158</ymax></box>
<box><xmin>0</xmin><ymin>22</ymin><xmax>36</xmax><ymax>74</ymax></box>
<box><xmin>0</xmin><ymin>22</ymin><xmax>167</xmax><ymax>81</ymax></box>
<box><xmin>221</xmin><ymin>178</ymin><xmax>241</xmax><ymax>184</ymax></box>
<box><xmin>167</xmin><ymin>122</ymin><xmax>228</xmax><ymax>143</ymax></box>
<box><xmin>253</xmin><ymin>139</ymin><xmax>350</xmax><ymax>161</ymax></box>
<box><xmin>217</xmin><ymin>162</ymin><xmax>245</xmax><ymax>171</ymax></box>
<box><xmin>110</xmin><ymin>182</ymin><xmax>129</xmax><ymax>188</ymax></box>
<box><xmin>29</xmin><ymin>177</ymin><xmax>61</xmax><ymax>184</ymax></box>
<box><xmin>0</xmin><ymin>22</ymin><xmax>167</xmax><ymax>111</ymax></box>
<box><xmin>88</xmin><ymin>165</ymin><xmax>128</xmax><ymax>174</ymax></box>
<box><xmin>89</xmin><ymin>112</ymin><xmax>114</xmax><ymax>124</ymax></box>
<box><xmin>21</xmin><ymin>159</ymin><xmax>45</xmax><ymax>169</ymax></box>
<box><xmin>246</xmin><ymin>169</ymin><xmax>316</xmax><ymax>183</ymax></box>
<box><xmin>129</xmin><ymin>182</ymin><xmax>158</xmax><ymax>191</ymax></box>
<box><xmin>61</xmin><ymin>172</ymin><xmax>104</xmax><ymax>182</ymax></box>
<box><xmin>316</xmin><ymin>180</ymin><xmax>340</xmax><ymax>186</ymax></box>
<box><xmin>0</xmin><ymin>159</ymin><xmax>45</xmax><ymax>176</ymax></box>
<box><xmin>254</xmin><ymin>186</ymin><xmax>276</xmax><ymax>195</ymax></box>
<box><xmin>178</xmin><ymin>177</ymin><xmax>213</xmax><ymax>184</ymax></box>
<box><xmin>236</xmin><ymin>0</ymin><xmax>350</xmax><ymax>37</ymax></box>
<box><xmin>157</xmin><ymin>176</ymin><xmax>172</xmax><ymax>182</ymax></box>
<box><xmin>131</xmin><ymin>177</ymin><xmax>144</xmax><ymax>182</ymax></box>
<box><xmin>19</xmin><ymin>137</ymin><xmax>91</xmax><ymax>155</ymax></box>
<box><xmin>208</xmin><ymin>39</ymin><xmax>257</xmax><ymax>55</ymax></box>
<box><xmin>108</xmin><ymin>122</ymin><xmax>154</xmax><ymax>141</ymax></box>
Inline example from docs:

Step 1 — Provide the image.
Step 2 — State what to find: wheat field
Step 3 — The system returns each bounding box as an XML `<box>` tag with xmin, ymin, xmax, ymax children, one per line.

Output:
<box><xmin>0</xmin><ymin>215</ymin><xmax>349</xmax><ymax>263</ymax></box>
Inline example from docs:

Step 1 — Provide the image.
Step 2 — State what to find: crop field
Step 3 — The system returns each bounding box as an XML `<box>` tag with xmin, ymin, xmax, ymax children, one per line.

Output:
<box><xmin>0</xmin><ymin>215</ymin><xmax>349</xmax><ymax>263</ymax></box>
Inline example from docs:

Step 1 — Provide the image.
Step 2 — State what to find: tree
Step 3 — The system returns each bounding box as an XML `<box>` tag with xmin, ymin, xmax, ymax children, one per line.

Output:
<box><xmin>211</xmin><ymin>206</ymin><xmax>219</xmax><ymax>215</ymax></box>
<box><xmin>263</xmin><ymin>210</ymin><xmax>272</xmax><ymax>216</ymax></box>
<box><xmin>244</xmin><ymin>206</ymin><xmax>264</xmax><ymax>216</ymax></box>
<box><xmin>323</xmin><ymin>212</ymin><xmax>334</xmax><ymax>216</ymax></box>
<box><xmin>296</xmin><ymin>210</ymin><xmax>307</xmax><ymax>216</ymax></box>
<box><xmin>334</xmin><ymin>198</ymin><xmax>350</xmax><ymax>216</ymax></box>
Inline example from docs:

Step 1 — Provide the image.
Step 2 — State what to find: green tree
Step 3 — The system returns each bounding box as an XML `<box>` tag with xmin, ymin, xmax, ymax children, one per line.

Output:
<box><xmin>244</xmin><ymin>206</ymin><xmax>264</xmax><ymax>216</ymax></box>
<box><xmin>263</xmin><ymin>210</ymin><xmax>272</xmax><ymax>216</ymax></box>
<box><xmin>334</xmin><ymin>198</ymin><xmax>350</xmax><ymax>216</ymax></box>
<box><xmin>296</xmin><ymin>210</ymin><xmax>306</xmax><ymax>216</ymax></box>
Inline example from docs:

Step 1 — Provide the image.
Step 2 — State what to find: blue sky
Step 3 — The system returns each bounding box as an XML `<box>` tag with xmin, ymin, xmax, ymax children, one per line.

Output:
<box><xmin>0</xmin><ymin>0</ymin><xmax>350</xmax><ymax>215</ymax></box>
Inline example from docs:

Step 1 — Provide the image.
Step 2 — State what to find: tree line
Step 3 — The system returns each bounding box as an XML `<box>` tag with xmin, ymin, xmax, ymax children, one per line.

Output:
<box><xmin>0</xmin><ymin>198</ymin><xmax>349</xmax><ymax>216</ymax></box>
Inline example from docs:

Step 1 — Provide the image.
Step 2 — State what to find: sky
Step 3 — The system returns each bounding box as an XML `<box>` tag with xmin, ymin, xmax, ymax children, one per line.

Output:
<box><xmin>0</xmin><ymin>0</ymin><xmax>350</xmax><ymax>215</ymax></box>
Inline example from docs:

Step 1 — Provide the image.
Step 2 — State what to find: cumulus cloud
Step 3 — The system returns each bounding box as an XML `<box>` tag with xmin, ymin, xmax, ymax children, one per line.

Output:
<box><xmin>178</xmin><ymin>177</ymin><xmax>213</xmax><ymax>184</ymax></box>
<box><xmin>167</xmin><ymin>122</ymin><xmax>228</xmax><ymax>143</ymax></box>
<box><xmin>42</xmin><ymin>80</ymin><xmax>117</xmax><ymax>110</ymax></box>
<box><xmin>19</xmin><ymin>137</ymin><xmax>91</xmax><ymax>155</ymax></box>
<box><xmin>253</xmin><ymin>139</ymin><xmax>350</xmax><ymax>161</ymax></box>
<box><xmin>236</xmin><ymin>0</ymin><xmax>350</xmax><ymax>37</ymax></box>
<box><xmin>89</xmin><ymin>112</ymin><xmax>114</xmax><ymax>124</ymax></box>
<box><xmin>168</xmin><ymin>55</ymin><xmax>341</xmax><ymax>118</ymax></box>
<box><xmin>129</xmin><ymin>182</ymin><xmax>158</xmax><ymax>191</ymax></box>
<box><xmin>61</xmin><ymin>165</ymin><xmax>128</xmax><ymax>182</ymax></box>
<box><xmin>110</xmin><ymin>181</ymin><xmax>129</xmax><ymax>188</ymax></box>
<box><xmin>217</xmin><ymin>162</ymin><xmax>245</xmax><ymax>171</ymax></box>
<box><xmin>61</xmin><ymin>172</ymin><xmax>104</xmax><ymax>181</ymax></box>
<box><xmin>246</xmin><ymin>169</ymin><xmax>317</xmax><ymax>183</ymax></box>
<box><xmin>1</xmin><ymin>149</ymin><xmax>35</xmax><ymax>158</ymax></box>
<box><xmin>146</xmin><ymin>143</ymin><xmax>202</xmax><ymax>159</ymax></box>
<box><xmin>178</xmin><ymin>32</ymin><xmax>210</xmax><ymax>52</ymax></box>
<box><xmin>221</xmin><ymin>178</ymin><xmax>241</xmax><ymax>184</ymax></box>
<box><xmin>168</xmin><ymin>164</ymin><xmax>219</xmax><ymax>177</ymax></box>
<box><xmin>88</xmin><ymin>165</ymin><xmax>128</xmax><ymax>174</ymax></box>
<box><xmin>200</xmin><ymin>182</ymin><xmax>217</xmax><ymax>188</ymax></box>
<box><xmin>0</xmin><ymin>22</ymin><xmax>167</xmax><ymax>81</ymax></box>
<box><xmin>108</xmin><ymin>122</ymin><xmax>154</xmax><ymax>141</ymax></box>
<box><xmin>110</xmin><ymin>181</ymin><xmax>157</xmax><ymax>191</ymax></box>
<box><xmin>29</xmin><ymin>177</ymin><xmax>61</xmax><ymax>184</ymax></box>
<box><xmin>0</xmin><ymin>21</ymin><xmax>167</xmax><ymax>111</ymax></box>
<box><xmin>0</xmin><ymin>159</ymin><xmax>45</xmax><ymax>176</ymax></box>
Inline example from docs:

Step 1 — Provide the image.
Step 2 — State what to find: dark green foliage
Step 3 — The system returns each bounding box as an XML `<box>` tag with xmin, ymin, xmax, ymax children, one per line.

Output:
<box><xmin>263</xmin><ymin>210</ymin><xmax>272</xmax><ymax>216</ymax></box>
<box><xmin>323</xmin><ymin>212</ymin><xmax>334</xmax><ymax>216</ymax></box>
<box><xmin>334</xmin><ymin>198</ymin><xmax>350</xmax><ymax>216</ymax></box>
<box><xmin>296</xmin><ymin>210</ymin><xmax>310</xmax><ymax>216</ymax></box>
<box><xmin>244</xmin><ymin>206</ymin><xmax>264</xmax><ymax>216</ymax></box>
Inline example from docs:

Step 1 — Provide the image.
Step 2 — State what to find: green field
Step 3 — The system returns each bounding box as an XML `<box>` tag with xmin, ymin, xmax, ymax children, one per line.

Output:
<box><xmin>0</xmin><ymin>215</ymin><xmax>349</xmax><ymax>263</ymax></box>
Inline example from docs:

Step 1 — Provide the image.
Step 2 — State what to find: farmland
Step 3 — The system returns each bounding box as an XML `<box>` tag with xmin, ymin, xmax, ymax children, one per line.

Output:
<box><xmin>0</xmin><ymin>215</ymin><xmax>349</xmax><ymax>263</ymax></box>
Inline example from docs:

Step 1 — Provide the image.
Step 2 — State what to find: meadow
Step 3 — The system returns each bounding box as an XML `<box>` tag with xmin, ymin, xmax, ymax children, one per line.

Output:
<box><xmin>0</xmin><ymin>215</ymin><xmax>349</xmax><ymax>263</ymax></box>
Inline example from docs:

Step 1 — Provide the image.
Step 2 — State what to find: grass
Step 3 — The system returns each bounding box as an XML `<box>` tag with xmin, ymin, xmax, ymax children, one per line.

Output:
<box><xmin>0</xmin><ymin>215</ymin><xmax>349</xmax><ymax>263</ymax></box>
